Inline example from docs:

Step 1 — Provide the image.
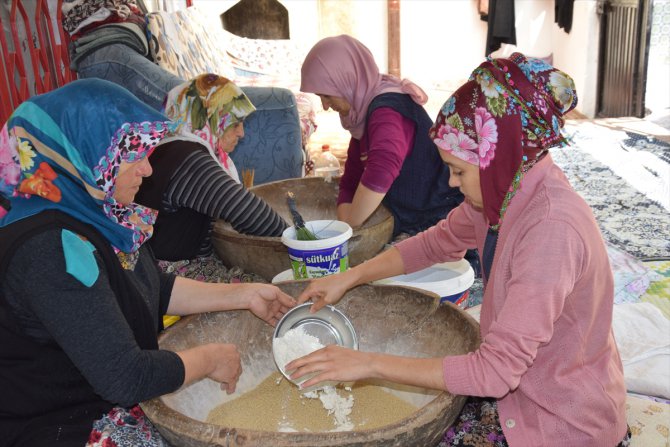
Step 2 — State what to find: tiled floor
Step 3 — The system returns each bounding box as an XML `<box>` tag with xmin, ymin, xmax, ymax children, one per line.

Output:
<box><xmin>579</xmin><ymin>113</ymin><xmax>670</xmax><ymax>144</ymax></box>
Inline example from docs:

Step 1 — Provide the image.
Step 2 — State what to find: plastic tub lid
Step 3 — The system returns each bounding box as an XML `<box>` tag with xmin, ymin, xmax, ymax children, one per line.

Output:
<box><xmin>281</xmin><ymin>220</ymin><xmax>352</xmax><ymax>251</ymax></box>
<box><xmin>373</xmin><ymin>259</ymin><xmax>474</xmax><ymax>298</ymax></box>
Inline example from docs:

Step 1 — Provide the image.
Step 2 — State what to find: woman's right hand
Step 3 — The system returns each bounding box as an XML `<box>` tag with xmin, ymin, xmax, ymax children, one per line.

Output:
<box><xmin>286</xmin><ymin>345</ymin><xmax>374</xmax><ymax>388</ymax></box>
<box><xmin>297</xmin><ymin>246</ymin><xmax>405</xmax><ymax>313</ymax></box>
<box><xmin>297</xmin><ymin>271</ymin><xmax>355</xmax><ymax>312</ymax></box>
<box><xmin>178</xmin><ymin>343</ymin><xmax>242</xmax><ymax>394</ymax></box>
<box><xmin>207</xmin><ymin>343</ymin><xmax>242</xmax><ymax>394</ymax></box>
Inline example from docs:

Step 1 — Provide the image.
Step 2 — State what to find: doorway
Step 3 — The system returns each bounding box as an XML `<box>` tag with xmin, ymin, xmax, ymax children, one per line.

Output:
<box><xmin>597</xmin><ymin>0</ymin><xmax>652</xmax><ymax>118</ymax></box>
<box><xmin>644</xmin><ymin>0</ymin><xmax>670</xmax><ymax>127</ymax></box>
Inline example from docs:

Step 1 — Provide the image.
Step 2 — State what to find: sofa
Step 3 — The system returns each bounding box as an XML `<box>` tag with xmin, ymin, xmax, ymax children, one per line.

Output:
<box><xmin>146</xmin><ymin>6</ymin><xmax>318</xmax><ymax>185</ymax></box>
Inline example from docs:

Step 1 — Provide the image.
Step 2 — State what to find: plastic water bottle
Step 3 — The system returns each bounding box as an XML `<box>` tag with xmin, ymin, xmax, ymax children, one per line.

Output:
<box><xmin>313</xmin><ymin>145</ymin><xmax>340</xmax><ymax>180</ymax></box>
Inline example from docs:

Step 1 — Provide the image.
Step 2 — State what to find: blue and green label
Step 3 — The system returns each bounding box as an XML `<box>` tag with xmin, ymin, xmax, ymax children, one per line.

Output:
<box><xmin>288</xmin><ymin>243</ymin><xmax>349</xmax><ymax>279</ymax></box>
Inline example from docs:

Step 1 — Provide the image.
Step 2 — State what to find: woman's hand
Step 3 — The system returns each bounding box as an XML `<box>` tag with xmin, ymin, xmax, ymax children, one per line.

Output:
<box><xmin>236</xmin><ymin>283</ymin><xmax>296</xmax><ymax>326</ymax></box>
<box><xmin>207</xmin><ymin>343</ymin><xmax>242</xmax><ymax>394</ymax></box>
<box><xmin>167</xmin><ymin>279</ymin><xmax>296</xmax><ymax>326</ymax></box>
<box><xmin>285</xmin><ymin>346</ymin><xmax>447</xmax><ymax>391</ymax></box>
<box><xmin>297</xmin><ymin>272</ymin><xmax>355</xmax><ymax>312</ymax></box>
<box><xmin>285</xmin><ymin>345</ymin><xmax>374</xmax><ymax>388</ymax></box>
<box><xmin>336</xmin><ymin>186</ymin><xmax>385</xmax><ymax>229</ymax></box>
<box><xmin>178</xmin><ymin>343</ymin><xmax>242</xmax><ymax>394</ymax></box>
<box><xmin>296</xmin><ymin>246</ymin><xmax>404</xmax><ymax>313</ymax></box>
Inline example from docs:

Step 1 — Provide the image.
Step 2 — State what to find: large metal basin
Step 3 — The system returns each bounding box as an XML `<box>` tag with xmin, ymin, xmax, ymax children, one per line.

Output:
<box><xmin>141</xmin><ymin>282</ymin><xmax>481</xmax><ymax>447</ymax></box>
<box><xmin>212</xmin><ymin>177</ymin><xmax>394</xmax><ymax>281</ymax></box>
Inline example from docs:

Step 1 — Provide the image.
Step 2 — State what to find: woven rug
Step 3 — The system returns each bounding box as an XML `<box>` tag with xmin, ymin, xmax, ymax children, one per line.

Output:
<box><xmin>553</xmin><ymin>122</ymin><xmax>670</xmax><ymax>259</ymax></box>
<box><xmin>466</xmin><ymin>123</ymin><xmax>670</xmax><ymax>308</ymax></box>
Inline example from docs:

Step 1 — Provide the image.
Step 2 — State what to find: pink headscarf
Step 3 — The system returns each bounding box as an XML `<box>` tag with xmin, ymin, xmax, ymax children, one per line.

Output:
<box><xmin>300</xmin><ymin>35</ymin><xmax>428</xmax><ymax>140</ymax></box>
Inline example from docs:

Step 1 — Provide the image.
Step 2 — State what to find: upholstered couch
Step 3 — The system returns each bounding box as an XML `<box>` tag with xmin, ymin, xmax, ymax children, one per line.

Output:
<box><xmin>147</xmin><ymin>6</ymin><xmax>317</xmax><ymax>185</ymax></box>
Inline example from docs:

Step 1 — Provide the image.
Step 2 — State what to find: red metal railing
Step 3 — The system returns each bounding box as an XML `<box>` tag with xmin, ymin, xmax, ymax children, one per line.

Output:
<box><xmin>0</xmin><ymin>0</ymin><xmax>75</xmax><ymax>123</ymax></box>
<box><xmin>1</xmin><ymin>0</ymin><xmax>194</xmax><ymax>124</ymax></box>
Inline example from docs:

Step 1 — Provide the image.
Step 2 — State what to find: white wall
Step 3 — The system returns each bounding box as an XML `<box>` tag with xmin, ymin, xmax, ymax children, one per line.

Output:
<box><xmin>340</xmin><ymin>0</ymin><xmax>387</xmax><ymax>71</ymax></box>
<box><xmin>190</xmin><ymin>0</ymin><xmax>319</xmax><ymax>48</ymax></box>
<box><xmin>551</xmin><ymin>1</ymin><xmax>601</xmax><ymax>117</ymax></box>
<box><xmin>400</xmin><ymin>0</ymin><xmax>599</xmax><ymax>117</ymax></box>
<box><xmin>191</xmin><ymin>0</ymin><xmax>599</xmax><ymax>117</ymax></box>
<box><xmin>190</xmin><ymin>0</ymin><xmax>386</xmax><ymax>74</ymax></box>
<box><xmin>400</xmin><ymin>0</ymin><xmax>488</xmax><ymax>88</ymax></box>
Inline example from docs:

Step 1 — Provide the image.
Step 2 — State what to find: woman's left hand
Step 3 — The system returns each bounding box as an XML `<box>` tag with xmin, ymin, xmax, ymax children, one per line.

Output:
<box><xmin>238</xmin><ymin>283</ymin><xmax>296</xmax><ymax>326</ymax></box>
<box><xmin>167</xmin><ymin>277</ymin><xmax>296</xmax><ymax>325</ymax></box>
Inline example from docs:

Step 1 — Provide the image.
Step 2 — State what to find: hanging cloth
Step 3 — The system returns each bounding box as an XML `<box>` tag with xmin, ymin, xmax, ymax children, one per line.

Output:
<box><xmin>481</xmin><ymin>0</ymin><xmax>517</xmax><ymax>56</ymax></box>
<box><xmin>555</xmin><ymin>0</ymin><xmax>575</xmax><ymax>33</ymax></box>
<box><xmin>479</xmin><ymin>0</ymin><xmax>490</xmax><ymax>18</ymax></box>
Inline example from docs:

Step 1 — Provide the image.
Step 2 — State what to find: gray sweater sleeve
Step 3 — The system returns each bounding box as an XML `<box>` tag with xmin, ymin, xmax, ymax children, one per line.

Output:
<box><xmin>165</xmin><ymin>151</ymin><xmax>288</xmax><ymax>236</ymax></box>
<box><xmin>3</xmin><ymin>229</ymin><xmax>184</xmax><ymax>407</ymax></box>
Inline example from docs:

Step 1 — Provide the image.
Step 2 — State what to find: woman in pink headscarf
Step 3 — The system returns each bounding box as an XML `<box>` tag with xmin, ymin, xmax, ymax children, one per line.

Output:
<box><xmin>301</xmin><ymin>35</ymin><xmax>464</xmax><ymax>238</ymax></box>
<box><xmin>291</xmin><ymin>53</ymin><xmax>629</xmax><ymax>447</ymax></box>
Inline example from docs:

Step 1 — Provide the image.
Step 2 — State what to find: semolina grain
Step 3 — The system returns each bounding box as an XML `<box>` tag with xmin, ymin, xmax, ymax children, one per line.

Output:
<box><xmin>206</xmin><ymin>372</ymin><xmax>418</xmax><ymax>432</ymax></box>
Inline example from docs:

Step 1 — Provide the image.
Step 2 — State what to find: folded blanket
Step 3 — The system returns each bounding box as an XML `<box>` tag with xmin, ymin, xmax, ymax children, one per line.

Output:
<box><xmin>464</xmin><ymin>300</ymin><xmax>670</xmax><ymax>399</ymax></box>
<box><xmin>612</xmin><ymin>302</ymin><xmax>670</xmax><ymax>399</ymax></box>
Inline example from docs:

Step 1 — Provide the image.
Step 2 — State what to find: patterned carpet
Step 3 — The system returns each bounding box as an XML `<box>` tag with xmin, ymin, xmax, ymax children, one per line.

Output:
<box><xmin>466</xmin><ymin>122</ymin><xmax>670</xmax><ymax>308</ymax></box>
<box><xmin>554</xmin><ymin>122</ymin><xmax>670</xmax><ymax>259</ymax></box>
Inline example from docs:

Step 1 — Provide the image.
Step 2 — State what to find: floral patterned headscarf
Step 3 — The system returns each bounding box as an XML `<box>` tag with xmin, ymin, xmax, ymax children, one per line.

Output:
<box><xmin>163</xmin><ymin>74</ymin><xmax>256</xmax><ymax>183</ymax></box>
<box><xmin>430</xmin><ymin>52</ymin><xmax>578</xmax><ymax>231</ymax></box>
<box><xmin>0</xmin><ymin>79</ymin><xmax>174</xmax><ymax>255</ymax></box>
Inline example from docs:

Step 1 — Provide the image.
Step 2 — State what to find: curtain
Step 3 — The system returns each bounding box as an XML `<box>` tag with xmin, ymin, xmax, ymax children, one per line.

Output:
<box><xmin>481</xmin><ymin>0</ymin><xmax>517</xmax><ymax>56</ymax></box>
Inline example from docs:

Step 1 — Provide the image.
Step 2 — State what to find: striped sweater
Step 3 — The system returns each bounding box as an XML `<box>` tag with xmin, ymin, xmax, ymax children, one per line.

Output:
<box><xmin>136</xmin><ymin>141</ymin><xmax>287</xmax><ymax>261</ymax></box>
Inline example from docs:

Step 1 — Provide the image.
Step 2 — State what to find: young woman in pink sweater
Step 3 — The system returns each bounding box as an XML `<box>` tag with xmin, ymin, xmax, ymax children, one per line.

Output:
<box><xmin>289</xmin><ymin>53</ymin><xmax>629</xmax><ymax>447</ymax></box>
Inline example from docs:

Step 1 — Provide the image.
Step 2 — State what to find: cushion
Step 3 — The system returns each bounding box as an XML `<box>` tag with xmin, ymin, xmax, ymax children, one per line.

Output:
<box><xmin>612</xmin><ymin>302</ymin><xmax>670</xmax><ymax>399</ymax></box>
<box><xmin>626</xmin><ymin>394</ymin><xmax>670</xmax><ymax>446</ymax></box>
<box><xmin>640</xmin><ymin>258</ymin><xmax>670</xmax><ymax>319</ymax></box>
<box><xmin>147</xmin><ymin>6</ymin><xmax>318</xmax><ymax>146</ymax></box>
<box><xmin>231</xmin><ymin>86</ymin><xmax>304</xmax><ymax>184</ymax></box>
<box><xmin>225</xmin><ymin>31</ymin><xmax>307</xmax><ymax>78</ymax></box>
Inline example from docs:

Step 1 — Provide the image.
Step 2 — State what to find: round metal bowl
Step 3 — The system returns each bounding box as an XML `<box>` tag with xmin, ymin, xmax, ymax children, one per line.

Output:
<box><xmin>273</xmin><ymin>303</ymin><xmax>358</xmax><ymax>384</ymax></box>
<box><xmin>141</xmin><ymin>282</ymin><xmax>481</xmax><ymax>447</ymax></box>
<box><xmin>211</xmin><ymin>177</ymin><xmax>394</xmax><ymax>281</ymax></box>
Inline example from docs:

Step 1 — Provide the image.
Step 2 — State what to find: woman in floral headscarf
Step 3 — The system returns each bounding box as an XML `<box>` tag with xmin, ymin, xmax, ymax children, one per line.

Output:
<box><xmin>290</xmin><ymin>53</ymin><xmax>629</xmax><ymax>447</ymax></box>
<box><xmin>0</xmin><ymin>79</ymin><xmax>294</xmax><ymax>446</ymax></box>
<box><xmin>136</xmin><ymin>74</ymin><xmax>287</xmax><ymax>283</ymax></box>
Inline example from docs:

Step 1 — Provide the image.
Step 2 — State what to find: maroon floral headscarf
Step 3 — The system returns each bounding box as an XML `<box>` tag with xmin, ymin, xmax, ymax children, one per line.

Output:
<box><xmin>430</xmin><ymin>52</ymin><xmax>578</xmax><ymax>231</ymax></box>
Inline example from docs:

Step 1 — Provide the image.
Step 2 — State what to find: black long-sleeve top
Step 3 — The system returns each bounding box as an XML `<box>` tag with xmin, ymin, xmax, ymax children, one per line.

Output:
<box><xmin>2</xmin><ymin>228</ymin><xmax>184</xmax><ymax>407</ymax></box>
<box><xmin>137</xmin><ymin>141</ymin><xmax>288</xmax><ymax>261</ymax></box>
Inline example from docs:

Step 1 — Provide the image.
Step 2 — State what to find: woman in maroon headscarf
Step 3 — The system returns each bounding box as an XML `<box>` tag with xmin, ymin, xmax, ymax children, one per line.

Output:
<box><xmin>290</xmin><ymin>53</ymin><xmax>629</xmax><ymax>447</ymax></box>
<box><xmin>301</xmin><ymin>35</ymin><xmax>465</xmax><ymax>239</ymax></box>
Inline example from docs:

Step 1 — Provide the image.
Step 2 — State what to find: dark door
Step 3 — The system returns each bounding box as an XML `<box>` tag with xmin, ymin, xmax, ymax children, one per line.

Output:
<box><xmin>597</xmin><ymin>0</ymin><xmax>653</xmax><ymax>117</ymax></box>
<box><xmin>220</xmin><ymin>0</ymin><xmax>289</xmax><ymax>40</ymax></box>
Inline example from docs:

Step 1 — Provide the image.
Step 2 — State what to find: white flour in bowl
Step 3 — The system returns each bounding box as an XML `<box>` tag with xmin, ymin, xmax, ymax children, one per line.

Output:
<box><xmin>274</xmin><ymin>326</ymin><xmax>354</xmax><ymax>431</ymax></box>
<box><xmin>274</xmin><ymin>326</ymin><xmax>324</xmax><ymax>376</ymax></box>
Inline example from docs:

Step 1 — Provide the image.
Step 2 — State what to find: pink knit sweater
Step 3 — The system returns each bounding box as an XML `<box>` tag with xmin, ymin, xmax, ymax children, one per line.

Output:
<box><xmin>396</xmin><ymin>155</ymin><xmax>627</xmax><ymax>447</ymax></box>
